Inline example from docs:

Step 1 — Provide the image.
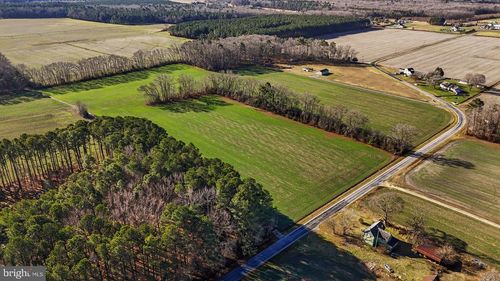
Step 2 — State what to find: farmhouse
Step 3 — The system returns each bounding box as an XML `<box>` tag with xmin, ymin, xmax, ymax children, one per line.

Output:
<box><xmin>440</xmin><ymin>82</ymin><xmax>464</xmax><ymax>95</ymax></box>
<box><xmin>415</xmin><ymin>244</ymin><xmax>444</xmax><ymax>264</ymax></box>
<box><xmin>482</xmin><ymin>22</ymin><xmax>500</xmax><ymax>30</ymax></box>
<box><xmin>362</xmin><ymin>221</ymin><xmax>399</xmax><ymax>251</ymax></box>
<box><xmin>303</xmin><ymin>67</ymin><xmax>314</xmax><ymax>72</ymax></box>
<box><xmin>399</xmin><ymin>67</ymin><xmax>415</xmax><ymax>77</ymax></box>
<box><xmin>316</xmin><ymin>68</ymin><xmax>330</xmax><ymax>76</ymax></box>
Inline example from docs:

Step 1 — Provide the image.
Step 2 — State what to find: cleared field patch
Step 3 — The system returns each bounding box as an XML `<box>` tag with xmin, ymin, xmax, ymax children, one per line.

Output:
<box><xmin>0</xmin><ymin>93</ymin><xmax>79</xmax><ymax>139</ymax></box>
<box><xmin>406</xmin><ymin>139</ymin><xmax>500</xmax><ymax>224</ymax></box>
<box><xmin>44</xmin><ymin>64</ymin><xmax>392</xmax><ymax>226</ymax></box>
<box><xmin>383</xmin><ymin>35</ymin><xmax>500</xmax><ymax>86</ymax></box>
<box><xmin>475</xmin><ymin>31</ymin><xmax>500</xmax><ymax>38</ymax></box>
<box><xmin>323</xmin><ymin>29</ymin><xmax>455</xmax><ymax>62</ymax></box>
<box><xmin>238</xmin><ymin>67</ymin><xmax>451</xmax><ymax>145</ymax></box>
<box><xmin>280</xmin><ymin>64</ymin><xmax>428</xmax><ymax>101</ymax></box>
<box><xmin>0</xmin><ymin>18</ymin><xmax>186</xmax><ymax>66</ymax></box>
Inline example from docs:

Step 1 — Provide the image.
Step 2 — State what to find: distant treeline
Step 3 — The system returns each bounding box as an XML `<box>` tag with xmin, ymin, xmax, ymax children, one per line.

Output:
<box><xmin>139</xmin><ymin>73</ymin><xmax>417</xmax><ymax>155</ymax></box>
<box><xmin>233</xmin><ymin>0</ymin><xmax>334</xmax><ymax>11</ymax></box>
<box><xmin>169</xmin><ymin>14</ymin><xmax>370</xmax><ymax>39</ymax></box>
<box><xmin>12</xmin><ymin>35</ymin><xmax>357</xmax><ymax>88</ymax></box>
<box><xmin>0</xmin><ymin>2</ymin><xmax>246</xmax><ymax>24</ymax></box>
<box><xmin>0</xmin><ymin>116</ymin><xmax>276</xmax><ymax>280</ymax></box>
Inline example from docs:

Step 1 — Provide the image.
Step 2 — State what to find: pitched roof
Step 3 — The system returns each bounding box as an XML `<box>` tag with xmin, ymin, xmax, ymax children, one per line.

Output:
<box><xmin>422</xmin><ymin>275</ymin><xmax>438</xmax><ymax>281</ymax></box>
<box><xmin>416</xmin><ymin>244</ymin><xmax>444</xmax><ymax>263</ymax></box>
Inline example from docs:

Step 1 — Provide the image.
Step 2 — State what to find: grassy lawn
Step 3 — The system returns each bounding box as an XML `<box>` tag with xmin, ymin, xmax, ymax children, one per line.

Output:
<box><xmin>405</xmin><ymin>21</ymin><xmax>475</xmax><ymax>33</ymax></box>
<box><xmin>407</xmin><ymin>139</ymin><xmax>500</xmax><ymax>224</ymax></box>
<box><xmin>250</xmin><ymin>187</ymin><xmax>499</xmax><ymax>281</ymax></box>
<box><xmin>44</xmin><ymin>64</ymin><xmax>392</xmax><ymax>227</ymax></box>
<box><xmin>238</xmin><ymin>67</ymin><xmax>452</xmax><ymax>145</ymax></box>
<box><xmin>416</xmin><ymin>80</ymin><xmax>481</xmax><ymax>104</ymax></box>
<box><xmin>0</xmin><ymin>92</ymin><xmax>79</xmax><ymax>139</ymax></box>
<box><xmin>475</xmin><ymin>31</ymin><xmax>500</xmax><ymax>38</ymax></box>
<box><xmin>279</xmin><ymin>63</ymin><xmax>428</xmax><ymax>101</ymax></box>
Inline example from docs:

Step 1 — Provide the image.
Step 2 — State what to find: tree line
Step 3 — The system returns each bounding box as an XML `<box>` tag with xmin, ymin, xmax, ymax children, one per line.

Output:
<box><xmin>0</xmin><ymin>2</ymin><xmax>246</xmax><ymax>24</ymax></box>
<box><xmin>139</xmin><ymin>73</ymin><xmax>417</xmax><ymax>155</ymax></box>
<box><xmin>0</xmin><ymin>116</ymin><xmax>276</xmax><ymax>280</ymax></box>
<box><xmin>0</xmin><ymin>53</ymin><xmax>28</xmax><ymax>94</ymax></box>
<box><xmin>11</xmin><ymin>35</ymin><xmax>356</xmax><ymax>88</ymax></box>
<box><xmin>17</xmin><ymin>49</ymin><xmax>181</xmax><ymax>87</ymax></box>
<box><xmin>177</xmin><ymin>35</ymin><xmax>358</xmax><ymax>71</ymax></box>
<box><xmin>169</xmin><ymin>14</ymin><xmax>370</xmax><ymax>39</ymax></box>
<box><xmin>466</xmin><ymin>101</ymin><xmax>499</xmax><ymax>143</ymax></box>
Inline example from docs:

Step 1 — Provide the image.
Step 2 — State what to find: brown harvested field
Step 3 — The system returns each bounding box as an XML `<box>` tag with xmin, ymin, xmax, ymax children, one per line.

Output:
<box><xmin>323</xmin><ymin>29</ymin><xmax>455</xmax><ymax>62</ymax></box>
<box><xmin>382</xmin><ymin>35</ymin><xmax>500</xmax><ymax>86</ymax></box>
<box><xmin>0</xmin><ymin>18</ymin><xmax>187</xmax><ymax>66</ymax></box>
<box><xmin>280</xmin><ymin>64</ymin><xmax>429</xmax><ymax>101</ymax></box>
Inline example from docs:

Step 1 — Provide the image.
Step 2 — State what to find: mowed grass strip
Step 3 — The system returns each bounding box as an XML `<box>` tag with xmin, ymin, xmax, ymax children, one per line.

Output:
<box><xmin>0</xmin><ymin>93</ymin><xmax>79</xmax><ymax>139</ymax></box>
<box><xmin>407</xmin><ymin>139</ymin><xmax>500</xmax><ymax>224</ymax></box>
<box><xmin>237</xmin><ymin>67</ymin><xmax>451</xmax><ymax>145</ymax></box>
<box><xmin>44</xmin><ymin>64</ymin><xmax>392</xmax><ymax>225</ymax></box>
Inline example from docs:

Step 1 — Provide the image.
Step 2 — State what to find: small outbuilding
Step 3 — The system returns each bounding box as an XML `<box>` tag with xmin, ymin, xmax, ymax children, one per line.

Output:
<box><xmin>303</xmin><ymin>67</ymin><xmax>314</xmax><ymax>72</ymax></box>
<box><xmin>415</xmin><ymin>244</ymin><xmax>444</xmax><ymax>264</ymax></box>
<box><xmin>316</xmin><ymin>68</ymin><xmax>330</xmax><ymax>76</ymax></box>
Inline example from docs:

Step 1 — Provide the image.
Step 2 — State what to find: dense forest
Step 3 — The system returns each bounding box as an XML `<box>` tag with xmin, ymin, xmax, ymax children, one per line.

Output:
<box><xmin>0</xmin><ymin>2</ymin><xmax>246</xmax><ymax>24</ymax></box>
<box><xmin>0</xmin><ymin>117</ymin><xmax>276</xmax><ymax>280</ymax></box>
<box><xmin>169</xmin><ymin>15</ymin><xmax>370</xmax><ymax>39</ymax></box>
<box><xmin>139</xmin><ymin>73</ymin><xmax>417</xmax><ymax>155</ymax></box>
<box><xmin>232</xmin><ymin>0</ymin><xmax>334</xmax><ymax>12</ymax></box>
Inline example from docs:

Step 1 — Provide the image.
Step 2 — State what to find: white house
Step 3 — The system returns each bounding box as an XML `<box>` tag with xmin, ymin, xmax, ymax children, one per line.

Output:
<box><xmin>399</xmin><ymin>67</ymin><xmax>415</xmax><ymax>77</ymax></box>
<box><xmin>440</xmin><ymin>82</ymin><xmax>464</xmax><ymax>95</ymax></box>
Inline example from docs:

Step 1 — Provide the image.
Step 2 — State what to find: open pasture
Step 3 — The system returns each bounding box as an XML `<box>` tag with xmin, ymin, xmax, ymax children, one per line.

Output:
<box><xmin>323</xmin><ymin>29</ymin><xmax>455</xmax><ymax>62</ymax></box>
<box><xmin>0</xmin><ymin>18</ymin><xmax>186</xmax><ymax>66</ymax></box>
<box><xmin>44</xmin><ymin>64</ymin><xmax>392</xmax><ymax>226</ymax></box>
<box><xmin>0</xmin><ymin>93</ymin><xmax>79</xmax><ymax>139</ymax></box>
<box><xmin>383</xmin><ymin>35</ymin><xmax>500</xmax><ymax>86</ymax></box>
<box><xmin>238</xmin><ymin>67</ymin><xmax>451</xmax><ymax>145</ymax></box>
<box><xmin>407</xmin><ymin>139</ymin><xmax>500</xmax><ymax>224</ymax></box>
<box><xmin>280</xmin><ymin>64</ymin><xmax>427</xmax><ymax>101</ymax></box>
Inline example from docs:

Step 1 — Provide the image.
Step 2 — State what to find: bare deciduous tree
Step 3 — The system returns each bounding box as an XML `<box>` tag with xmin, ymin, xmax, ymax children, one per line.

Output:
<box><xmin>369</xmin><ymin>192</ymin><xmax>405</xmax><ymax>225</ymax></box>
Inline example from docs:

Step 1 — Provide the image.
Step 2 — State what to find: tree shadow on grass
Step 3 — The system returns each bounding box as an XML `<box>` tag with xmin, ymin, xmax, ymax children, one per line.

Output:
<box><xmin>156</xmin><ymin>95</ymin><xmax>230</xmax><ymax>113</ymax></box>
<box><xmin>234</xmin><ymin>66</ymin><xmax>283</xmax><ymax>77</ymax></box>
<box><xmin>245</xmin><ymin>231</ymin><xmax>376</xmax><ymax>281</ymax></box>
<box><xmin>410</xmin><ymin>152</ymin><xmax>474</xmax><ymax>169</ymax></box>
<box><xmin>0</xmin><ymin>91</ymin><xmax>47</xmax><ymax>105</ymax></box>
<box><xmin>49</xmin><ymin>71</ymin><xmax>152</xmax><ymax>94</ymax></box>
<box><xmin>427</xmin><ymin>153</ymin><xmax>475</xmax><ymax>169</ymax></box>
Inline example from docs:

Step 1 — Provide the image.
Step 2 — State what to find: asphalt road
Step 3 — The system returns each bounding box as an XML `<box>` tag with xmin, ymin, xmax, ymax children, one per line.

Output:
<box><xmin>220</xmin><ymin>72</ymin><xmax>466</xmax><ymax>281</ymax></box>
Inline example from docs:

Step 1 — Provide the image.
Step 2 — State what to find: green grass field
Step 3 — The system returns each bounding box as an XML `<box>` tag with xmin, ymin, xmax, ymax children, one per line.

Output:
<box><xmin>408</xmin><ymin>139</ymin><xmax>500</xmax><ymax>224</ymax></box>
<box><xmin>237</xmin><ymin>68</ymin><xmax>451</xmax><ymax>145</ymax></box>
<box><xmin>44</xmin><ymin>64</ymin><xmax>392</xmax><ymax>226</ymax></box>
<box><xmin>0</xmin><ymin>93</ymin><xmax>79</xmax><ymax>139</ymax></box>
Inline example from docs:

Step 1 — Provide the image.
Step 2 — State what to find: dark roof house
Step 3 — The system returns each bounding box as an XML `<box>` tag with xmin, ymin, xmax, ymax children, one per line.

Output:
<box><xmin>316</xmin><ymin>68</ymin><xmax>330</xmax><ymax>76</ymax></box>
<box><xmin>363</xmin><ymin>220</ymin><xmax>399</xmax><ymax>251</ymax></box>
